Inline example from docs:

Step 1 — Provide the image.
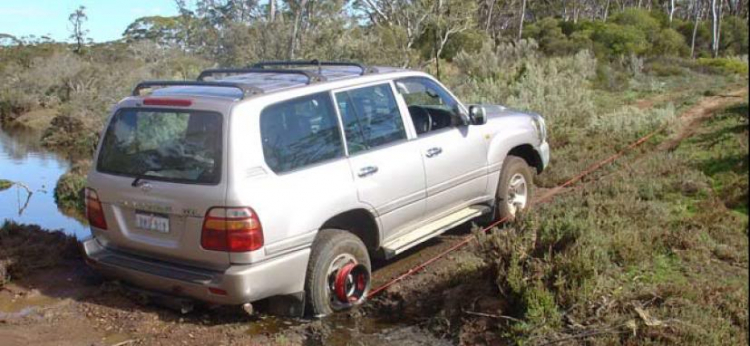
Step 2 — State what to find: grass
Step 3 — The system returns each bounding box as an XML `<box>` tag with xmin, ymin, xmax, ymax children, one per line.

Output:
<box><xmin>474</xmin><ymin>97</ymin><xmax>748</xmax><ymax>345</ymax></box>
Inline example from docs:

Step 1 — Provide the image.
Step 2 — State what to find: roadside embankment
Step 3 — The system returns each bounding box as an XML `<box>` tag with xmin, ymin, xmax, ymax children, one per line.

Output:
<box><xmin>0</xmin><ymin>221</ymin><xmax>80</xmax><ymax>288</ymax></box>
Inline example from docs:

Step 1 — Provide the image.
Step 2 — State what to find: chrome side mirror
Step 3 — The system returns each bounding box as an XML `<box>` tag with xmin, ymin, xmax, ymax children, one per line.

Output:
<box><xmin>469</xmin><ymin>105</ymin><xmax>487</xmax><ymax>125</ymax></box>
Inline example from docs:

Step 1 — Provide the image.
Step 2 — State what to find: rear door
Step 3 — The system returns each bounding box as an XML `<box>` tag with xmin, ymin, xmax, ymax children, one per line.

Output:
<box><xmin>89</xmin><ymin>106</ymin><xmax>230</xmax><ymax>270</ymax></box>
<box><xmin>333</xmin><ymin>82</ymin><xmax>427</xmax><ymax>241</ymax></box>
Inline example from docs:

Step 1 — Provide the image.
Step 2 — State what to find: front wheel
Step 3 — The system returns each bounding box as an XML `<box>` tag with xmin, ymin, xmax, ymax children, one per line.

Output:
<box><xmin>305</xmin><ymin>229</ymin><xmax>371</xmax><ymax>317</ymax></box>
<box><xmin>495</xmin><ymin>156</ymin><xmax>534</xmax><ymax>221</ymax></box>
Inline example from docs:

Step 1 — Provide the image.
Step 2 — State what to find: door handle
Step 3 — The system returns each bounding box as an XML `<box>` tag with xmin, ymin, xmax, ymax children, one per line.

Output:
<box><xmin>426</xmin><ymin>147</ymin><xmax>443</xmax><ymax>158</ymax></box>
<box><xmin>358</xmin><ymin>166</ymin><xmax>379</xmax><ymax>177</ymax></box>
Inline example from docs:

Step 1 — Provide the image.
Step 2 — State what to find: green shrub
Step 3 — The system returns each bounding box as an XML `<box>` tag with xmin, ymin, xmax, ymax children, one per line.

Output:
<box><xmin>594</xmin><ymin>62</ymin><xmax>631</xmax><ymax>91</ymax></box>
<box><xmin>644</xmin><ymin>60</ymin><xmax>688</xmax><ymax>76</ymax></box>
<box><xmin>591</xmin><ymin>23</ymin><xmax>651</xmax><ymax>56</ymax></box>
<box><xmin>54</xmin><ymin>161</ymin><xmax>91</xmax><ymax>215</ymax></box>
<box><xmin>720</xmin><ymin>16</ymin><xmax>749</xmax><ymax>56</ymax></box>
<box><xmin>697</xmin><ymin>57</ymin><xmax>749</xmax><ymax>75</ymax></box>
<box><xmin>653</xmin><ymin>28</ymin><xmax>689</xmax><ymax>56</ymax></box>
<box><xmin>610</xmin><ymin>8</ymin><xmax>662</xmax><ymax>38</ymax></box>
<box><xmin>0</xmin><ymin>179</ymin><xmax>11</xmax><ymax>191</ymax></box>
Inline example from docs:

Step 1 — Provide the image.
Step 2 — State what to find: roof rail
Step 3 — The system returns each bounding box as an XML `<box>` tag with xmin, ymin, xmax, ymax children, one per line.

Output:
<box><xmin>132</xmin><ymin>81</ymin><xmax>263</xmax><ymax>98</ymax></box>
<box><xmin>197</xmin><ymin>68</ymin><xmax>326</xmax><ymax>84</ymax></box>
<box><xmin>252</xmin><ymin>60</ymin><xmax>378</xmax><ymax>76</ymax></box>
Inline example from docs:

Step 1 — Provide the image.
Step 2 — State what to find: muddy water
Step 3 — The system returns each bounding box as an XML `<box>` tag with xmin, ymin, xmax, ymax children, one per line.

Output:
<box><xmin>0</xmin><ymin>126</ymin><xmax>89</xmax><ymax>238</ymax></box>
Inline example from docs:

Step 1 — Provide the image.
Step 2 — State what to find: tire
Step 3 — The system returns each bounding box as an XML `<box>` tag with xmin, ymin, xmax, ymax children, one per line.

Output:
<box><xmin>305</xmin><ymin>229</ymin><xmax>371</xmax><ymax>317</ymax></box>
<box><xmin>495</xmin><ymin>155</ymin><xmax>534</xmax><ymax>222</ymax></box>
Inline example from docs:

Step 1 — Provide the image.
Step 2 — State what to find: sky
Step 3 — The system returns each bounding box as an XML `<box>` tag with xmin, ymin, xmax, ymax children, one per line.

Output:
<box><xmin>0</xmin><ymin>0</ymin><xmax>179</xmax><ymax>43</ymax></box>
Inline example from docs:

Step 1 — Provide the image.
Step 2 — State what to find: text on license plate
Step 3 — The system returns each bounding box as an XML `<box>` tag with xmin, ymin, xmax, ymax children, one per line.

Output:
<box><xmin>135</xmin><ymin>211</ymin><xmax>170</xmax><ymax>233</ymax></box>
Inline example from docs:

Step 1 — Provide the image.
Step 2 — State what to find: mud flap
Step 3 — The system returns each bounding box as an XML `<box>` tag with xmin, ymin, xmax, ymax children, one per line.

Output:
<box><xmin>264</xmin><ymin>292</ymin><xmax>306</xmax><ymax>317</ymax></box>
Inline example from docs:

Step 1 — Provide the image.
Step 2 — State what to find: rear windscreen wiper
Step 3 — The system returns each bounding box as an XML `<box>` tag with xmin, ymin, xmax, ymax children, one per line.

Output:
<box><xmin>131</xmin><ymin>169</ymin><xmax>164</xmax><ymax>187</ymax></box>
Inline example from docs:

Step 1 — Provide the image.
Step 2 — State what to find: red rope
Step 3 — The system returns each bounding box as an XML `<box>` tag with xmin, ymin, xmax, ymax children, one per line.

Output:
<box><xmin>367</xmin><ymin>124</ymin><xmax>669</xmax><ymax>298</ymax></box>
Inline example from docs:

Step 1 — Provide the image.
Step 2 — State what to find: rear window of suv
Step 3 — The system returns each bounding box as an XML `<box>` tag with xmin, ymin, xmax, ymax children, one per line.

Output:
<box><xmin>97</xmin><ymin>108</ymin><xmax>222</xmax><ymax>184</ymax></box>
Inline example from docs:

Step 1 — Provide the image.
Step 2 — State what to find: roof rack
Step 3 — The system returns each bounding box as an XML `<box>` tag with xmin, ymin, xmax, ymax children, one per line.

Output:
<box><xmin>252</xmin><ymin>60</ymin><xmax>377</xmax><ymax>76</ymax></box>
<box><xmin>197</xmin><ymin>68</ymin><xmax>326</xmax><ymax>84</ymax></box>
<box><xmin>132</xmin><ymin>81</ymin><xmax>263</xmax><ymax>99</ymax></box>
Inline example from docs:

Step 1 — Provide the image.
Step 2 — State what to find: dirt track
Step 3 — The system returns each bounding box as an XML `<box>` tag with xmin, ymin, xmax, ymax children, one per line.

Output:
<box><xmin>0</xmin><ymin>87</ymin><xmax>747</xmax><ymax>346</ymax></box>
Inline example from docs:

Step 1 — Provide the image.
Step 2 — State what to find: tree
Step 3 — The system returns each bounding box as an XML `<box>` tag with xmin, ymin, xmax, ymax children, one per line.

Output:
<box><xmin>68</xmin><ymin>5</ymin><xmax>88</xmax><ymax>54</ymax></box>
<box><xmin>269</xmin><ymin>0</ymin><xmax>277</xmax><ymax>21</ymax></box>
<box><xmin>518</xmin><ymin>0</ymin><xmax>527</xmax><ymax>39</ymax></box>
<box><xmin>691</xmin><ymin>0</ymin><xmax>703</xmax><ymax>57</ymax></box>
<box><xmin>711</xmin><ymin>0</ymin><xmax>719</xmax><ymax>56</ymax></box>
<box><xmin>356</xmin><ymin>0</ymin><xmax>433</xmax><ymax>65</ymax></box>
<box><xmin>123</xmin><ymin>16</ymin><xmax>182</xmax><ymax>45</ymax></box>
<box><xmin>286</xmin><ymin>0</ymin><xmax>309</xmax><ymax>59</ymax></box>
<box><xmin>430</xmin><ymin>0</ymin><xmax>476</xmax><ymax>78</ymax></box>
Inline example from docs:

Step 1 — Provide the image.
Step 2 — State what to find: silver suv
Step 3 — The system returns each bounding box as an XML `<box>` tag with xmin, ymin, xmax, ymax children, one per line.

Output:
<box><xmin>81</xmin><ymin>61</ymin><xmax>549</xmax><ymax>316</ymax></box>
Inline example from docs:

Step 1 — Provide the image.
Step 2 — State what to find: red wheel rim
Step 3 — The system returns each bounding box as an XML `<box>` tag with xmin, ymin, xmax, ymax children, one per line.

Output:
<box><xmin>333</xmin><ymin>263</ymin><xmax>370</xmax><ymax>303</ymax></box>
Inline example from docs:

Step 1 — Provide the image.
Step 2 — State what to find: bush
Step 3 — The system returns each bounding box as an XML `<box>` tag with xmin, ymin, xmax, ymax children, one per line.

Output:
<box><xmin>720</xmin><ymin>17</ymin><xmax>749</xmax><ymax>56</ymax></box>
<box><xmin>53</xmin><ymin>161</ymin><xmax>91</xmax><ymax>215</ymax></box>
<box><xmin>611</xmin><ymin>8</ymin><xmax>662</xmax><ymax>38</ymax></box>
<box><xmin>591</xmin><ymin>23</ymin><xmax>651</xmax><ymax>56</ymax></box>
<box><xmin>697</xmin><ymin>57</ymin><xmax>749</xmax><ymax>75</ymax></box>
<box><xmin>653</xmin><ymin>28</ymin><xmax>688</xmax><ymax>56</ymax></box>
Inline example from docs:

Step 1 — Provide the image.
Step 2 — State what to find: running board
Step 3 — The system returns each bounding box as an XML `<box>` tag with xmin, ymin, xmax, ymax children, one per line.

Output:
<box><xmin>382</xmin><ymin>205</ymin><xmax>490</xmax><ymax>259</ymax></box>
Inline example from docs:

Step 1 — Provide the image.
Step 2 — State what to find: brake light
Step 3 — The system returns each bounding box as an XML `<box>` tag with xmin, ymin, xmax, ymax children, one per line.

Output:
<box><xmin>201</xmin><ymin>207</ymin><xmax>264</xmax><ymax>252</ymax></box>
<box><xmin>143</xmin><ymin>98</ymin><xmax>192</xmax><ymax>107</ymax></box>
<box><xmin>85</xmin><ymin>188</ymin><xmax>108</xmax><ymax>230</ymax></box>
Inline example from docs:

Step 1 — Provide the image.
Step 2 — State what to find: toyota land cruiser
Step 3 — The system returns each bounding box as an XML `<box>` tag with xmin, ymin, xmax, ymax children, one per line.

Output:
<box><xmin>81</xmin><ymin>60</ymin><xmax>549</xmax><ymax>316</ymax></box>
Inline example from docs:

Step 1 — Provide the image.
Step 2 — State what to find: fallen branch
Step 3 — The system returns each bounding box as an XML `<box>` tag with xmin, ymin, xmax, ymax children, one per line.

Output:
<box><xmin>0</xmin><ymin>180</ymin><xmax>34</xmax><ymax>215</ymax></box>
<box><xmin>463</xmin><ymin>310</ymin><xmax>523</xmax><ymax>323</ymax></box>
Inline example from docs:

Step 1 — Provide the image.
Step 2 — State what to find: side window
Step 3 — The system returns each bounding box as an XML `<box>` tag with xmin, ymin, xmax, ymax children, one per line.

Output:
<box><xmin>260</xmin><ymin>92</ymin><xmax>344</xmax><ymax>173</ymax></box>
<box><xmin>335</xmin><ymin>84</ymin><xmax>406</xmax><ymax>155</ymax></box>
<box><xmin>395</xmin><ymin>77</ymin><xmax>462</xmax><ymax>135</ymax></box>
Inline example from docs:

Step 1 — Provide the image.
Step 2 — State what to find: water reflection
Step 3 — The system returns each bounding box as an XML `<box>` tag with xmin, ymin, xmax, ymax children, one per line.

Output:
<box><xmin>0</xmin><ymin>126</ymin><xmax>89</xmax><ymax>238</ymax></box>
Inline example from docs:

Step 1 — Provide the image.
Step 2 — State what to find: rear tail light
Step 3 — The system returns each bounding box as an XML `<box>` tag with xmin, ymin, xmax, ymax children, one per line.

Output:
<box><xmin>201</xmin><ymin>207</ymin><xmax>264</xmax><ymax>252</ymax></box>
<box><xmin>85</xmin><ymin>188</ymin><xmax>108</xmax><ymax>230</ymax></box>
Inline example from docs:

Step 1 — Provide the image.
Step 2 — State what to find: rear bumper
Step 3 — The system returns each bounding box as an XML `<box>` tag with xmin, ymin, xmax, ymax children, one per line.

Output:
<box><xmin>81</xmin><ymin>237</ymin><xmax>310</xmax><ymax>305</ymax></box>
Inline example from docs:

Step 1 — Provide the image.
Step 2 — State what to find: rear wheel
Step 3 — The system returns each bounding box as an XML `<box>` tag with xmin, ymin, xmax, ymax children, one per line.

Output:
<box><xmin>495</xmin><ymin>156</ymin><xmax>534</xmax><ymax>221</ymax></box>
<box><xmin>305</xmin><ymin>229</ymin><xmax>371</xmax><ymax>317</ymax></box>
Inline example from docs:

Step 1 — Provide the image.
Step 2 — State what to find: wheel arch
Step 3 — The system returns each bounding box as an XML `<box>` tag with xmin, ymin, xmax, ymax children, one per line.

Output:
<box><xmin>507</xmin><ymin>144</ymin><xmax>544</xmax><ymax>174</ymax></box>
<box><xmin>319</xmin><ymin>209</ymin><xmax>380</xmax><ymax>253</ymax></box>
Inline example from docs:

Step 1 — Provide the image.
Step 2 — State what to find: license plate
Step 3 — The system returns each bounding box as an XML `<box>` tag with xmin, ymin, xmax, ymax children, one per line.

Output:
<box><xmin>135</xmin><ymin>211</ymin><xmax>170</xmax><ymax>233</ymax></box>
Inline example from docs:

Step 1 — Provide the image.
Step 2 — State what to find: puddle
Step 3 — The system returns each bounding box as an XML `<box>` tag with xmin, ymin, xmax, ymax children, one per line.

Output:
<box><xmin>0</xmin><ymin>125</ymin><xmax>89</xmax><ymax>238</ymax></box>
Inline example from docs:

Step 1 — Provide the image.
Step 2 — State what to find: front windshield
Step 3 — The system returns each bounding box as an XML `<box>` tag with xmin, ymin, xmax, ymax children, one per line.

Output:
<box><xmin>97</xmin><ymin>108</ymin><xmax>222</xmax><ymax>184</ymax></box>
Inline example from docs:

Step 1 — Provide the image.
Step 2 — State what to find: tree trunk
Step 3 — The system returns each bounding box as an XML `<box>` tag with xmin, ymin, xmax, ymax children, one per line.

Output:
<box><xmin>717</xmin><ymin>0</ymin><xmax>724</xmax><ymax>53</ymax></box>
<box><xmin>269</xmin><ymin>0</ymin><xmax>276</xmax><ymax>22</ymax></box>
<box><xmin>485</xmin><ymin>0</ymin><xmax>496</xmax><ymax>33</ymax></box>
<box><xmin>670</xmin><ymin>0</ymin><xmax>676</xmax><ymax>23</ymax></box>
<box><xmin>711</xmin><ymin>0</ymin><xmax>719</xmax><ymax>57</ymax></box>
<box><xmin>288</xmin><ymin>0</ymin><xmax>308</xmax><ymax>60</ymax></box>
<box><xmin>604</xmin><ymin>0</ymin><xmax>611</xmax><ymax>21</ymax></box>
<box><xmin>518</xmin><ymin>0</ymin><xmax>527</xmax><ymax>40</ymax></box>
<box><xmin>691</xmin><ymin>0</ymin><xmax>701</xmax><ymax>58</ymax></box>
